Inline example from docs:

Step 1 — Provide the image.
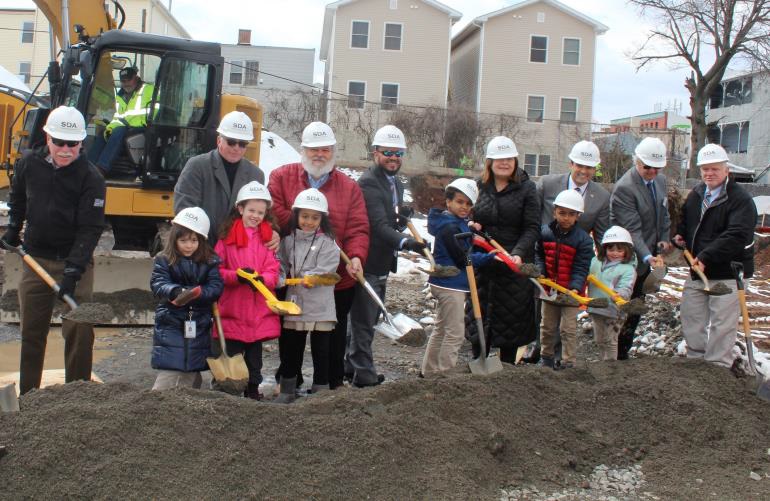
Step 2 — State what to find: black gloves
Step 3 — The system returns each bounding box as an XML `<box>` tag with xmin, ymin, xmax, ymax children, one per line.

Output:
<box><xmin>58</xmin><ymin>267</ymin><xmax>81</xmax><ymax>300</ymax></box>
<box><xmin>1</xmin><ymin>227</ymin><xmax>20</xmax><ymax>248</ymax></box>
<box><xmin>403</xmin><ymin>238</ymin><xmax>428</xmax><ymax>253</ymax></box>
<box><xmin>169</xmin><ymin>287</ymin><xmax>183</xmax><ymax>301</ymax></box>
<box><xmin>237</xmin><ymin>267</ymin><xmax>263</xmax><ymax>292</ymax></box>
<box><xmin>397</xmin><ymin>205</ymin><xmax>414</xmax><ymax>220</ymax></box>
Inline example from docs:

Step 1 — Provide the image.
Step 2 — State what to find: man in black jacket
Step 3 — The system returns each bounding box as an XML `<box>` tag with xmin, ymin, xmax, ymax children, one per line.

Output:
<box><xmin>345</xmin><ymin>125</ymin><xmax>425</xmax><ymax>387</ymax></box>
<box><xmin>2</xmin><ymin>106</ymin><xmax>106</xmax><ymax>394</ymax></box>
<box><xmin>673</xmin><ymin>143</ymin><xmax>756</xmax><ymax>368</ymax></box>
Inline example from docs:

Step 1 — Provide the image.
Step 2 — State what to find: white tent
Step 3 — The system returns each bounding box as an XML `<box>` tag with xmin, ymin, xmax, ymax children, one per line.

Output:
<box><xmin>259</xmin><ymin>130</ymin><xmax>300</xmax><ymax>184</ymax></box>
<box><xmin>754</xmin><ymin>196</ymin><xmax>770</xmax><ymax>215</ymax></box>
<box><xmin>0</xmin><ymin>64</ymin><xmax>32</xmax><ymax>95</ymax></box>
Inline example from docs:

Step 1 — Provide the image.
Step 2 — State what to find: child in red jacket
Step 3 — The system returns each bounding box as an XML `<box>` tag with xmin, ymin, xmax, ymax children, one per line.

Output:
<box><xmin>214</xmin><ymin>181</ymin><xmax>281</xmax><ymax>400</ymax></box>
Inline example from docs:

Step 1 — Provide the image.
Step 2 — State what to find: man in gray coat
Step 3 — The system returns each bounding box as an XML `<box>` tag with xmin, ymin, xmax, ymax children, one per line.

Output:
<box><xmin>538</xmin><ymin>140</ymin><xmax>610</xmax><ymax>245</ymax></box>
<box><xmin>610</xmin><ymin>137</ymin><xmax>672</xmax><ymax>359</ymax></box>
<box><xmin>174</xmin><ymin>111</ymin><xmax>268</xmax><ymax>242</ymax></box>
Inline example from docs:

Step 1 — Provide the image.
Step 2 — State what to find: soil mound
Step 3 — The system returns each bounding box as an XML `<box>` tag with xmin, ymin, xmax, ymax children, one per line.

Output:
<box><xmin>2</xmin><ymin>358</ymin><xmax>769</xmax><ymax>499</ymax></box>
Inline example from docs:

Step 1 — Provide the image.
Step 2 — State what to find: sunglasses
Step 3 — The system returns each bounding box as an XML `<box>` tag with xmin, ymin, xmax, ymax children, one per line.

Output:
<box><xmin>225</xmin><ymin>138</ymin><xmax>249</xmax><ymax>148</ymax></box>
<box><xmin>52</xmin><ymin>138</ymin><xmax>81</xmax><ymax>148</ymax></box>
<box><xmin>379</xmin><ymin>150</ymin><xmax>405</xmax><ymax>158</ymax></box>
<box><xmin>642</xmin><ymin>164</ymin><xmax>660</xmax><ymax>170</ymax></box>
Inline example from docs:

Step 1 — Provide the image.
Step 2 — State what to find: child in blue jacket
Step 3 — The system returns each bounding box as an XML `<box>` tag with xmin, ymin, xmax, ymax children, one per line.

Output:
<box><xmin>150</xmin><ymin>207</ymin><xmax>223</xmax><ymax>390</ymax></box>
<box><xmin>421</xmin><ymin>179</ymin><xmax>494</xmax><ymax>375</ymax></box>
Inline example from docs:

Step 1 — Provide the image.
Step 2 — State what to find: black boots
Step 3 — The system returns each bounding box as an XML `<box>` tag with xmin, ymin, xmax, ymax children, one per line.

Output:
<box><xmin>274</xmin><ymin>377</ymin><xmax>297</xmax><ymax>404</ymax></box>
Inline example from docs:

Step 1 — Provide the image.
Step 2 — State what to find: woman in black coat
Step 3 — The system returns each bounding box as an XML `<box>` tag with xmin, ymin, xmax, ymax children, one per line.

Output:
<box><xmin>469</xmin><ymin>136</ymin><xmax>541</xmax><ymax>362</ymax></box>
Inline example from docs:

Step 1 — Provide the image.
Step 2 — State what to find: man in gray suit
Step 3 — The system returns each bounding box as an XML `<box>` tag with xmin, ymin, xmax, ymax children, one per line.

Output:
<box><xmin>610</xmin><ymin>137</ymin><xmax>672</xmax><ymax>359</ymax></box>
<box><xmin>538</xmin><ymin>140</ymin><xmax>610</xmax><ymax>245</ymax></box>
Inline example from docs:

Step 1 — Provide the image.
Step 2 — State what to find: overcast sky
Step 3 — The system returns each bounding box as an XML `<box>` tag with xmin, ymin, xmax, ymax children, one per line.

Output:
<box><xmin>0</xmin><ymin>0</ymin><xmax>693</xmax><ymax>124</ymax></box>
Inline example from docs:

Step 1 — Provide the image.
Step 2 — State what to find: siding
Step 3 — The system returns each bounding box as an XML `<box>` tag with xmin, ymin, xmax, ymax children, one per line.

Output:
<box><xmin>221</xmin><ymin>45</ymin><xmax>315</xmax><ymax>92</ymax></box>
<box><xmin>449</xmin><ymin>29</ymin><xmax>480</xmax><ymax>109</ymax></box>
<box><xmin>0</xmin><ymin>9</ymin><xmax>53</xmax><ymax>94</ymax></box>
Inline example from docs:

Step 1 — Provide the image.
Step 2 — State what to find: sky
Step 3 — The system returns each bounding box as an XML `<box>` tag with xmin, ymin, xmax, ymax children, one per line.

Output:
<box><xmin>0</xmin><ymin>0</ymin><xmax>694</xmax><ymax>124</ymax></box>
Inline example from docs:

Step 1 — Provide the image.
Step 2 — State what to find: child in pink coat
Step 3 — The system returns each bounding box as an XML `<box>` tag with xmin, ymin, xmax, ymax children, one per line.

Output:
<box><xmin>214</xmin><ymin>181</ymin><xmax>281</xmax><ymax>400</ymax></box>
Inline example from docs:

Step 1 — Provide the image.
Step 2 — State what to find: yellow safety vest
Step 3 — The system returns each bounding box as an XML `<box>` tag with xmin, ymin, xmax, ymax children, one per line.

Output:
<box><xmin>105</xmin><ymin>83</ymin><xmax>154</xmax><ymax>136</ymax></box>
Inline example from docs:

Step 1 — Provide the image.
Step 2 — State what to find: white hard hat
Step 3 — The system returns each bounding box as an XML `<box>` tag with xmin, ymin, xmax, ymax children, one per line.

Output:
<box><xmin>301</xmin><ymin>121</ymin><xmax>336</xmax><ymax>148</ymax></box>
<box><xmin>568</xmin><ymin>140</ymin><xmax>601</xmax><ymax>167</ymax></box>
<box><xmin>292</xmin><ymin>188</ymin><xmax>329</xmax><ymax>214</ymax></box>
<box><xmin>172</xmin><ymin>207</ymin><xmax>210</xmax><ymax>239</ymax></box>
<box><xmin>553</xmin><ymin>189</ymin><xmax>585</xmax><ymax>213</ymax></box>
<box><xmin>446</xmin><ymin>178</ymin><xmax>478</xmax><ymax>204</ymax></box>
<box><xmin>634</xmin><ymin>137</ymin><xmax>667</xmax><ymax>168</ymax></box>
<box><xmin>235</xmin><ymin>181</ymin><xmax>272</xmax><ymax>206</ymax></box>
<box><xmin>601</xmin><ymin>225</ymin><xmax>633</xmax><ymax>245</ymax></box>
<box><xmin>696</xmin><ymin>143</ymin><xmax>729</xmax><ymax>166</ymax></box>
<box><xmin>43</xmin><ymin>106</ymin><xmax>87</xmax><ymax>141</ymax></box>
<box><xmin>485</xmin><ymin>136</ymin><xmax>518</xmax><ymax>159</ymax></box>
<box><xmin>372</xmin><ymin>125</ymin><xmax>407</xmax><ymax>149</ymax></box>
<box><xmin>216</xmin><ymin>111</ymin><xmax>254</xmax><ymax>141</ymax></box>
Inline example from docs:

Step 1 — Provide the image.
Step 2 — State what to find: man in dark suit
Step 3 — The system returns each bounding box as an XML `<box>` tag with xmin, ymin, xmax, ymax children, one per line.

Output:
<box><xmin>346</xmin><ymin>125</ymin><xmax>426</xmax><ymax>387</ymax></box>
<box><xmin>538</xmin><ymin>140</ymin><xmax>610</xmax><ymax>245</ymax></box>
<box><xmin>610</xmin><ymin>137</ymin><xmax>672</xmax><ymax>359</ymax></box>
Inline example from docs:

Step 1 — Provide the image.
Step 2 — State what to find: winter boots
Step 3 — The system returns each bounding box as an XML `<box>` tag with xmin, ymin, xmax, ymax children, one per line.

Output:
<box><xmin>538</xmin><ymin>356</ymin><xmax>554</xmax><ymax>368</ymax></box>
<box><xmin>310</xmin><ymin>383</ymin><xmax>328</xmax><ymax>394</ymax></box>
<box><xmin>274</xmin><ymin>377</ymin><xmax>297</xmax><ymax>404</ymax></box>
<box><xmin>246</xmin><ymin>382</ymin><xmax>263</xmax><ymax>401</ymax></box>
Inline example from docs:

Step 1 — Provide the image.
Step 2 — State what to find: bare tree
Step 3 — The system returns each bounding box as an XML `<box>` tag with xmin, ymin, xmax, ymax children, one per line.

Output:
<box><xmin>629</xmin><ymin>0</ymin><xmax>770</xmax><ymax>172</ymax></box>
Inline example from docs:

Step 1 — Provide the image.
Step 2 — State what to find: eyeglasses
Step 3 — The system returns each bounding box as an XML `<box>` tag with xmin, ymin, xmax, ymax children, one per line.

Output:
<box><xmin>379</xmin><ymin>150</ymin><xmax>405</xmax><ymax>158</ymax></box>
<box><xmin>225</xmin><ymin>138</ymin><xmax>249</xmax><ymax>148</ymax></box>
<box><xmin>51</xmin><ymin>138</ymin><xmax>81</xmax><ymax>148</ymax></box>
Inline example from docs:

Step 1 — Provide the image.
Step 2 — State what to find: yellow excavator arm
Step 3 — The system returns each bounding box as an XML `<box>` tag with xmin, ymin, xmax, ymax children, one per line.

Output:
<box><xmin>34</xmin><ymin>0</ymin><xmax>117</xmax><ymax>47</ymax></box>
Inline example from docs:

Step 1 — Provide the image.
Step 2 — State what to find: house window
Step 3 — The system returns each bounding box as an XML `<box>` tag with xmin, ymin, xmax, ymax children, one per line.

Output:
<box><xmin>381</xmin><ymin>83</ymin><xmax>399</xmax><ymax>110</ymax></box>
<box><xmin>390</xmin><ymin>0</ymin><xmax>397</xmax><ymax>9</ymax></box>
<box><xmin>244</xmin><ymin>61</ymin><xmax>259</xmax><ymax>86</ymax></box>
<box><xmin>229</xmin><ymin>60</ymin><xmax>243</xmax><ymax>85</ymax></box>
<box><xmin>384</xmin><ymin>23</ymin><xmax>402</xmax><ymax>50</ymax></box>
<box><xmin>560</xmin><ymin>98</ymin><xmax>577</xmax><ymax>122</ymax></box>
<box><xmin>351</xmin><ymin>21</ymin><xmax>369</xmax><ymax>49</ymax></box>
<box><xmin>18</xmin><ymin>62</ymin><xmax>31</xmax><ymax>84</ymax></box>
<box><xmin>527</xmin><ymin>95</ymin><xmax>545</xmax><ymax>122</ymax></box>
<box><xmin>719</xmin><ymin>121</ymin><xmax>750</xmax><ymax>154</ymax></box>
<box><xmin>563</xmin><ymin>38</ymin><xmax>580</xmax><ymax>65</ymax></box>
<box><xmin>21</xmin><ymin>21</ymin><xmax>33</xmax><ymax>43</ymax></box>
<box><xmin>524</xmin><ymin>154</ymin><xmax>550</xmax><ymax>176</ymax></box>
<box><xmin>348</xmin><ymin>81</ymin><xmax>366</xmax><ymax>109</ymax></box>
<box><xmin>530</xmin><ymin>36</ymin><xmax>547</xmax><ymax>63</ymax></box>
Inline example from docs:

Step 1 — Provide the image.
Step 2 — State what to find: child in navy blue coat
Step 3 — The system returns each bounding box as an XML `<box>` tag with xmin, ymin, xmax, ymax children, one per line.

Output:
<box><xmin>150</xmin><ymin>207</ymin><xmax>223</xmax><ymax>390</ymax></box>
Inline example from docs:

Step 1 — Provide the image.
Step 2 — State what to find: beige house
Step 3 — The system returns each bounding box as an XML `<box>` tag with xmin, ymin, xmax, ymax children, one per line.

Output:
<box><xmin>450</xmin><ymin>0</ymin><xmax>607</xmax><ymax>176</ymax></box>
<box><xmin>0</xmin><ymin>1</ymin><xmax>189</xmax><ymax>95</ymax></box>
<box><xmin>320</xmin><ymin>0</ymin><xmax>461</xmax><ymax>168</ymax></box>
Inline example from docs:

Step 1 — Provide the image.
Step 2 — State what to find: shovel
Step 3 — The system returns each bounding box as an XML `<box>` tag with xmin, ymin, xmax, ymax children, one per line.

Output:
<box><xmin>536</xmin><ymin>277</ymin><xmax>610</xmax><ymax>308</ymax></box>
<box><xmin>0</xmin><ymin>383</ymin><xmax>19</xmax><ymax>412</ymax></box>
<box><xmin>587</xmin><ymin>274</ymin><xmax>648</xmax><ymax>315</ymax></box>
<box><xmin>284</xmin><ymin>273</ymin><xmax>341</xmax><ymax>287</ymax></box>
<box><xmin>0</xmin><ymin>241</ymin><xmax>113</xmax><ymax>324</ymax></box>
<box><xmin>455</xmin><ymin>232</ymin><xmax>503</xmax><ymax>375</ymax></box>
<box><xmin>339</xmin><ymin>251</ymin><xmax>425</xmax><ymax>347</ymax></box>
<box><xmin>731</xmin><ymin>262</ymin><xmax>770</xmax><ymax>401</ymax></box>
<box><xmin>207</xmin><ymin>302</ymin><xmax>249</xmax><ymax>395</ymax></box>
<box><xmin>642</xmin><ymin>243</ymin><xmax>668</xmax><ymax>294</ymax></box>
<box><xmin>683</xmin><ymin>250</ymin><xmax>731</xmax><ymax>296</ymax></box>
<box><xmin>403</xmin><ymin>219</ymin><xmax>459</xmax><ymax>278</ymax></box>
<box><xmin>236</xmin><ymin>269</ymin><xmax>302</xmax><ymax>315</ymax></box>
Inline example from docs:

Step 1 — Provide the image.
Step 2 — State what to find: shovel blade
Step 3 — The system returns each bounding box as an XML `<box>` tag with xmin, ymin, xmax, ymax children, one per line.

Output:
<box><xmin>207</xmin><ymin>352</ymin><xmax>250</xmax><ymax>384</ymax></box>
<box><xmin>0</xmin><ymin>383</ymin><xmax>19</xmax><ymax>412</ymax></box>
<box><xmin>375</xmin><ymin>313</ymin><xmax>426</xmax><ymax>347</ymax></box>
<box><xmin>267</xmin><ymin>300</ymin><xmax>302</xmax><ymax>316</ymax></box>
<box><xmin>469</xmin><ymin>351</ymin><xmax>504</xmax><ymax>375</ymax></box>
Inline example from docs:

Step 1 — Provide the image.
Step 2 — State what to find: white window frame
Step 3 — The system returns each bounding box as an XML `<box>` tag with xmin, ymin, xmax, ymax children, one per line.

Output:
<box><xmin>229</xmin><ymin>60</ymin><xmax>243</xmax><ymax>85</ymax></box>
<box><xmin>559</xmin><ymin>97</ymin><xmax>578</xmax><ymax>122</ymax></box>
<box><xmin>18</xmin><ymin>61</ymin><xmax>31</xmax><ymax>84</ymax></box>
<box><xmin>562</xmin><ymin>37</ymin><xmax>581</xmax><ymax>66</ymax></box>
<box><xmin>347</xmin><ymin>80</ymin><xmax>366</xmax><ymax>109</ymax></box>
<box><xmin>383</xmin><ymin>22</ymin><xmax>403</xmax><ymax>51</ymax></box>
<box><xmin>380</xmin><ymin>82</ymin><xmax>400</xmax><ymax>110</ymax></box>
<box><xmin>526</xmin><ymin>94</ymin><xmax>546</xmax><ymax>123</ymax></box>
<box><xmin>523</xmin><ymin>154</ymin><xmax>537</xmax><ymax>176</ymax></box>
<box><xmin>350</xmin><ymin>20</ymin><xmax>370</xmax><ymax>49</ymax></box>
<box><xmin>529</xmin><ymin>34</ymin><xmax>548</xmax><ymax>64</ymax></box>
<box><xmin>390</xmin><ymin>0</ymin><xmax>398</xmax><ymax>9</ymax></box>
<box><xmin>21</xmin><ymin>21</ymin><xmax>34</xmax><ymax>44</ymax></box>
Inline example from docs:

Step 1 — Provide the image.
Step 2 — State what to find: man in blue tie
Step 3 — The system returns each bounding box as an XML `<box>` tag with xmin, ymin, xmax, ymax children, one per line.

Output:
<box><xmin>610</xmin><ymin>137</ymin><xmax>672</xmax><ymax>359</ymax></box>
<box><xmin>673</xmin><ymin>144</ymin><xmax>757</xmax><ymax>369</ymax></box>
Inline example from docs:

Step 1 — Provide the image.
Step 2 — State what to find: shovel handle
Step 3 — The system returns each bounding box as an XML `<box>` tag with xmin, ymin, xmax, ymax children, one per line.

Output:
<box><xmin>339</xmin><ymin>250</ymin><xmax>366</xmax><ymax>285</ymax></box>
<box><xmin>683</xmin><ymin>249</ymin><xmax>711</xmax><ymax>287</ymax></box>
<box><xmin>212</xmin><ymin>303</ymin><xmax>229</xmax><ymax>354</ymax></box>
<box><xmin>3</xmin><ymin>243</ymin><xmax>79</xmax><ymax>310</ymax></box>
<box><xmin>404</xmin><ymin>220</ymin><xmax>437</xmax><ymax>269</ymax></box>
<box><xmin>537</xmin><ymin>277</ymin><xmax>591</xmax><ymax>305</ymax></box>
<box><xmin>587</xmin><ymin>274</ymin><xmax>627</xmax><ymax>306</ymax></box>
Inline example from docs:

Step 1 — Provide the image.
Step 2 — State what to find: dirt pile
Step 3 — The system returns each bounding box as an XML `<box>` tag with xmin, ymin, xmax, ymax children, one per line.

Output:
<box><xmin>2</xmin><ymin>358</ymin><xmax>769</xmax><ymax>499</ymax></box>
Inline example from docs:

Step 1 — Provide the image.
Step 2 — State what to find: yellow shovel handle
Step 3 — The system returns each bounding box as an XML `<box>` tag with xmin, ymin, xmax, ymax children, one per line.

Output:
<box><xmin>587</xmin><ymin>274</ymin><xmax>627</xmax><ymax>306</ymax></box>
<box><xmin>537</xmin><ymin>277</ymin><xmax>591</xmax><ymax>305</ymax></box>
<box><xmin>285</xmin><ymin>278</ymin><xmax>306</xmax><ymax>286</ymax></box>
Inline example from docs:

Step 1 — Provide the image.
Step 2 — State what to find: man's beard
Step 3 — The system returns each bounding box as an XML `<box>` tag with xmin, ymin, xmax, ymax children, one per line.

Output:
<box><xmin>301</xmin><ymin>151</ymin><xmax>335</xmax><ymax>178</ymax></box>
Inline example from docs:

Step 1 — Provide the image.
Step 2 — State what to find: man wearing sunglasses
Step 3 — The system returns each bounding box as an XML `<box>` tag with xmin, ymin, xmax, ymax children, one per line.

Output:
<box><xmin>610</xmin><ymin>136</ymin><xmax>672</xmax><ymax>359</ymax></box>
<box><xmin>175</xmin><ymin>111</ymin><xmax>274</xmax><ymax>245</ymax></box>
<box><xmin>346</xmin><ymin>125</ymin><xmax>426</xmax><ymax>388</ymax></box>
<box><xmin>2</xmin><ymin>106</ymin><xmax>106</xmax><ymax>394</ymax></box>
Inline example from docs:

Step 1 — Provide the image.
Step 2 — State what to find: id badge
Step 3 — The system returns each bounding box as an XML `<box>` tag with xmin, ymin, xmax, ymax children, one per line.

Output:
<box><xmin>184</xmin><ymin>320</ymin><xmax>196</xmax><ymax>339</ymax></box>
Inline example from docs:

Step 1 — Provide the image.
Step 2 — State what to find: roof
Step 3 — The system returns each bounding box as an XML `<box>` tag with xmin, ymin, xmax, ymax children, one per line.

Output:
<box><xmin>453</xmin><ymin>0</ymin><xmax>608</xmax><ymax>47</ymax></box>
<box><xmin>321</xmin><ymin>0</ymin><xmax>462</xmax><ymax>60</ymax></box>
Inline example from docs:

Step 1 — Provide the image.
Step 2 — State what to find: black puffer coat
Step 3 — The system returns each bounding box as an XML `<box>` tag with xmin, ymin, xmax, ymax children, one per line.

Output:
<box><xmin>469</xmin><ymin>170</ymin><xmax>541</xmax><ymax>351</ymax></box>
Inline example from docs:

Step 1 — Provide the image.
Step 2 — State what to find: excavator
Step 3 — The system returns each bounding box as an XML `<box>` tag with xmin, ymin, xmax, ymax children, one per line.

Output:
<box><xmin>0</xmin><ymin>0</ymin><xmax>266</xmax><ymax>323</ymax></box>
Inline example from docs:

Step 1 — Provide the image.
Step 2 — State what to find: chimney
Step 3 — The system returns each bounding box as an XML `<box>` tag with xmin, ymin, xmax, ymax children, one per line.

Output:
<box><xmin>238</xmin><ymin>29</ymin><xmax>251</xmax><ymax>45</ymax></box>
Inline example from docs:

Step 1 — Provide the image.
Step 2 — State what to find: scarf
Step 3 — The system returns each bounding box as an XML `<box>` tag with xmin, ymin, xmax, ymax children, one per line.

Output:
<box><xmin>223</xmin><ymin>218</ymin><xmax>273</xmax><ymax>248</ymax></box>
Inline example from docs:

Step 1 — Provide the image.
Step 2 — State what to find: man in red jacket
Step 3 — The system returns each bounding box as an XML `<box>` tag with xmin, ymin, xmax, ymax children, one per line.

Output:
<box><xmin>269</xmin><ymin>121</ymin><xmax>370</xmax><ymax>390</ymax></box>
